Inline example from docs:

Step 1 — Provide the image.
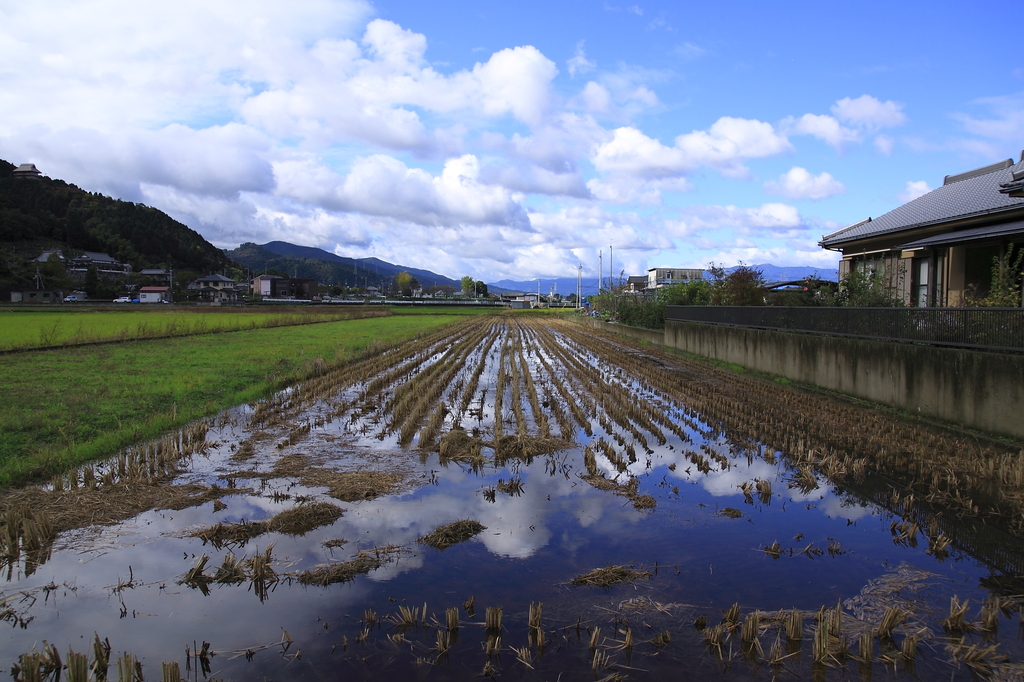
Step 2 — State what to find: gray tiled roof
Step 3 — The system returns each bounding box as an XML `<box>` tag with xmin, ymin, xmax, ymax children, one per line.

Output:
<box><xmin>821</xmin><ymin>158</ymin><xmax>1024</xmax><ymax>247</ymax></box>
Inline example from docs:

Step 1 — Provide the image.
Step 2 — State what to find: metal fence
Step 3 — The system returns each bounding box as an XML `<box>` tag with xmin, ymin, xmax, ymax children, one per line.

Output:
<box><xmin>665</xmin><ymin>305</ymin><xmax>1024</xmax><ymax>352</ymax></box>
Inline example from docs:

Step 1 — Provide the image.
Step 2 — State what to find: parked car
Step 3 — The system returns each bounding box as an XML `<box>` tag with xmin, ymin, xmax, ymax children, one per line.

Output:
<box><xmin>113</xmin><ymin>296</ymin><xmax>131</xmax><ymax>303</ymax></box>
<box><xmin>63</xmin><ymin>295</ymin><xmax>80</xmax><ymax>302</ymax></box>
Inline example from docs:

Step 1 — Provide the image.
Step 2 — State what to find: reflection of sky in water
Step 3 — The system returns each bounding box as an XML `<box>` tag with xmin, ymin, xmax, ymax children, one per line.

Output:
<box><xmin>0</xmin><ymin>403</ymin><xmax>1014</xmax><ymax>678</ymax></box>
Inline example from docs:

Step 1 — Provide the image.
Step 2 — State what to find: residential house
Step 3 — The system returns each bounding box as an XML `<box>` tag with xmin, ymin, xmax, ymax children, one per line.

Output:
<box><xmin>139</xmin><ymin>286</ymin><xmax>171</xmax><ymax>303</ymax></box>
<box><xmin>193</xmin><ymin>274</ymin><xmax>238</xmax><ymax>304</ymax></box>
<box><xmin>647</xmin><ymin>268</ymin><xmax>704</xmax><ymax>290</ymax></box>
<box><xmin>139</xmin><ymin>268</ymin><xmax>171</xmax><ymax>286</ymax></box>
<box><xmin>820</xmin><ymin>153</ymin><xmax>1024</xmax><ymax>306</ymax></box>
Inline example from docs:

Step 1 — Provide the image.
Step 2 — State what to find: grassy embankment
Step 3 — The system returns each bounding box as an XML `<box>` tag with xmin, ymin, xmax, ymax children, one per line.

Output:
<box><xmin>0</xmin><ymin>312</ymin><xmax>472</xmax><ymax>488</ymax></box>
<box><xmin>0</xmin><ymin>307</ymin><xmax>386</xmax><ymax>351</ymax></box>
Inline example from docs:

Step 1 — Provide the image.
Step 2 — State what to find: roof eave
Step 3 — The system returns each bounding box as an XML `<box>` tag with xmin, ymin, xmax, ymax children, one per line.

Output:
<box><xmin>819</xmin><ymin>202</ymin><xmax>1024</xmax><ymax>249</ymax></box>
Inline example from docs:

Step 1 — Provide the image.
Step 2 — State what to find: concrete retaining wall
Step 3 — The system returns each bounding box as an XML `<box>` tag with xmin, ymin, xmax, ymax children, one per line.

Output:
<box><xmin>664</xmin><ymin>321</ymin><xmax>1024</xmax><ymax>441</ymax></box>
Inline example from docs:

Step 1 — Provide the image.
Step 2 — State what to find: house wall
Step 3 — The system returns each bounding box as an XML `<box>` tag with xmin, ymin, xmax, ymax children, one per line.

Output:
<box><xmin>664</xmin><ymin>320</ymin><xmax>1024</xmax><ymax>440</ymax></box>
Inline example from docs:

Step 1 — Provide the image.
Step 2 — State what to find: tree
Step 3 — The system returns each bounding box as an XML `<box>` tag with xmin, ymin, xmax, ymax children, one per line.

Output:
<box><xmin>661</xmin><ymin>279</ymin><xmax>712</xmax><ymax>306</ymax></box>
<box><xmin>39</xmin><ymin>253</ymin><xmax>73</xmax><ymax>290</ymax></box>
<box><xmin>460</xmin><ymin>275</ymin><xmax>475</xmax><ymax>296</ymax></box>
<box><xmin>828</xmin><ymin>266</ymin><xmax>905</xmax><ymax>307</ymax></box>
<box><xmin>475</xmin><ymin>280</ymin><xmax>487</xmax><ymax>297</ymax></box>
<box><xmin>708</xmin><ymin>263</ymin><xmax>766</xmax><ymax>306</ymax></box>
<box><xmin>395</xmin><ymin>271</ymin><xmax>413</xmax><ymax>296</ymax></box>
<box><xmin>83</xmin><ymin>265</ymin><xmax>100</xmax><ymax>298</ymax></box>
<box><xmin>968</xmin><ymin>243</ymin><xmax>1023</xmax><ymax>307</ymax></box>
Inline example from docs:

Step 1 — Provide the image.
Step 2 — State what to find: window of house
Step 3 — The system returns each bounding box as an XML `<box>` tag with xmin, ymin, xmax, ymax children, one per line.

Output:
<box><xmin>914</xmin><ymin>258</ymin><xmax>929</xmax><ymax>307</ymax></box>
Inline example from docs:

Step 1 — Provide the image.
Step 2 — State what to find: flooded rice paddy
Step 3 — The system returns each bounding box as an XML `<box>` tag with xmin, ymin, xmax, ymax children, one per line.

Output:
<box><xmin>5</xmin><ymin>315</ymin><xmax>1024</xmax><ymax>681</ymax></box>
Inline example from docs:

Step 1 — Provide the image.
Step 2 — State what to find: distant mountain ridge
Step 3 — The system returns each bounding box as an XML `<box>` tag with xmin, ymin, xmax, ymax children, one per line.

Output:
<box><xmin>226</xmin><ymin>241</ymin><xmax>461</xmax><ymax>290</ymax></box>
<box><xmin>750</xmin><ymin>264</ymin><xmax>838</xmax><ymax>283</ymax></box>
<box><xmin>0</xmin><ymin>158</ymin><xmax>234</xmax><ymax>284</ymax></box>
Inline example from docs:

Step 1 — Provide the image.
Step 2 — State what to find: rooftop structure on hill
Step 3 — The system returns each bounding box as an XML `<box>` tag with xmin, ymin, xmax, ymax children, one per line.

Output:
<box><xmin>12</xmin><ymin>163</ymin><xmax>42</xmax><ymax>180</ymax></box>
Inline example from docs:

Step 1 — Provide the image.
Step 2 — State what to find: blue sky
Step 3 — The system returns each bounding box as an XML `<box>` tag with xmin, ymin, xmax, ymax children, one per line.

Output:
<box><xmin>1</xmin><ymin>0</ymin><xmax>1021</xmax><ymax>281</ymax></box>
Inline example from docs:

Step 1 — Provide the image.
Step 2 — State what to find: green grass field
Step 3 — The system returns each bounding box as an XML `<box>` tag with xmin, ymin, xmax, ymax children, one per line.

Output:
<box><xmin>0</xmin><ymin>307</ymin><xmax>387</xmax><ymax>351</ymax></box>
<box><xmin>0</xmin><ymin>312</ymin><xmax>468</xmax><ymax>488</ymax></box>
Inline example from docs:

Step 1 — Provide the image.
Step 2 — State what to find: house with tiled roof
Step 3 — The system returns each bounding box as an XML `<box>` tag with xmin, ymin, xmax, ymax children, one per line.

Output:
<box><xmin>820</xmin><ymin>152</ymin><xmax>1024</xmax><ymax>306</ymax></box>
<box><xmin>193</xmin><ymin>274</ymin><xmax>238</xmax><ymax>304</ymax></box>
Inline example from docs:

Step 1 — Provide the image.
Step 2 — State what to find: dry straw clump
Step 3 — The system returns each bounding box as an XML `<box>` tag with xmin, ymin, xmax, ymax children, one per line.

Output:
<box><xmin>297</xmin><ymin>555</ymin><xmax>382</xmax><ymax>587</ymax></box>
<box><xmin>296</xmin><ymin>544</ymin><xmax>406</xmax><ymax>587</ymax></box>
<box><xmin>438</xmin><ymin>428</ymin><xmax>484</xmax><ymax>464</ymax></box>
<box><xmin>312</xmin><ymin>470</ymin><xmax>405</xmax><ymax>502</ymax></box>
<box><xmin>418</xmin><ymin>520</ymin><xmax>486</xmax><ymax>550</ymax></box>
<box><xmin>189</xmin><ymin>502</ymin><xmax>343</xmax><ymax>547</ymax></box>
<box><xmin>570</xmin><ymin>565</ymin><xmax>652</xmax><ymax>588</ymax></box>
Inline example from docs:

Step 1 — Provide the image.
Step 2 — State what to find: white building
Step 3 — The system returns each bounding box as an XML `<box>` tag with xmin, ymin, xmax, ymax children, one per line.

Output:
<box><xmin>647</xmin><ymin>268</ymin><xmax>704</xmax><ymax>289</ymax></box>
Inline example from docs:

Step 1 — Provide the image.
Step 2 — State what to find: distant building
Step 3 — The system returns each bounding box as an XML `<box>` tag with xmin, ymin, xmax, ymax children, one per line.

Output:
<box><xmin>626</xmin><ymin>276</ymin><xmax>647</xmax><ymax>293</ymax></box>
<box><xmin>252</xmin><ymin>274</ymin><xmax>285</xmax><ymax>297</ymax></box>
<box><xmin>139</xmin><ymin>268</ymin><xmax>171</xmax><ymax>285</ymax></box>
<box><xmin>34</xmin><ymin>249</ymin><xmax>65</xmax><ymax>263</ymax></box>
<box><xmin>139</xmin><ymin>286</ymin><xmax>171</xmax><ymax>303</ymax></box>
<box><xmin>194</xmin><ymin>274</ymin><xmax>238</xmax><ymax>304</ymax></box>
<box><xmin>68</xmin><ymin>251</ymin><xmax>130</xmax><ymax>274</ymax></box>
<box><xmin>10</xmin><ymin>290</ymin><xmax>59</xmax><ymax>303</ymax></box>
<box><xmin>12</xmin><ymin>164</ymin><xmax>42</xmax><ymax>180</ymax></box>
<box><xmin>820</xmin><ymin>153</ymin><xmax>1024</xmax><ymax>307</ymax></box>
<box><xmin>250</xmin><ymin>274</ymin><xmax>318</xmax><ymax>299</ymax></box>
<box><xmin>647</xmin><ymin>268</ymin><xmax>704</xmax><ymax>289</ymax></box>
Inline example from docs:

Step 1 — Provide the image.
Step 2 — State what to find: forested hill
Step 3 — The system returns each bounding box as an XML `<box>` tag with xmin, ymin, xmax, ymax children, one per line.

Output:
<box><xmin>0</xmin><ymin>159</ymin><xmax>233</xmax><ymax>276</ymax></box>
<box><xmin>227</xmin><ymin>241</ymin><xmax>460</xmax><ymax>290</ymax></box>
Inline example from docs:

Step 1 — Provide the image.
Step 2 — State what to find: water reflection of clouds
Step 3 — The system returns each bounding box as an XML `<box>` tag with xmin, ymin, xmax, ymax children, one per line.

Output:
<box><xmin>0</xmin><ymin>501</ymin><xmax>378</xmax><ymax>670</ymax></box>
<box><xmin>817</xmin><ymin>491</ymin><xmax>878</xmax><ymax>522</ymax></box>
<box><xmin>343</xmin><ymin>459</ymin><xmax>582</xmax><ymax>562</ymax></box>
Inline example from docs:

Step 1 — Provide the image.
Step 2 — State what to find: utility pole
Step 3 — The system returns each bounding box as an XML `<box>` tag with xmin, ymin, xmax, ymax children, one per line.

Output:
<box><xmin>609</xmin><ymin>245</ymin><xmax>613</xmax><ymax>291</ymax></box>
<box><xmin>599</xmin><ymin>251</ymin><xmax>603</xmax><ymax>293</ymax></box>
<box><xmin>577</xmin><ymin>264</ymin><xmax>583</xmax><ymax>308</ymax></box>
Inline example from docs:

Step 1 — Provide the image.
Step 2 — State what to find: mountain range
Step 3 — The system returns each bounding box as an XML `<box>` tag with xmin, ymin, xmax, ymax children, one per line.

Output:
<box><xmin>0</xmin><ymin>157</ymin><xmax>837</xmax><ymax>295</ymax></box>
<box><xmin>226</xmin><ymin>241</ymin><xmax>462</xmax><ymax>290</ymax></box>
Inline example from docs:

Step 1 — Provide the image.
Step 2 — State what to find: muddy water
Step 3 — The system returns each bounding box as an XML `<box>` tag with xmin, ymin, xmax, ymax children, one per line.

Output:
<box><xmin>4</xmin><ymin>319</ymin><xmax>1024</xmax><ymax>681</ymax></box>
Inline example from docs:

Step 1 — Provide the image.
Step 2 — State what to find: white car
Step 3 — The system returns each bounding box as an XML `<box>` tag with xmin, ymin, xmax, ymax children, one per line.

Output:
<box><xmin>113</xmin><ymin>297</ymin><xmax>131</xmax><ymax>303</ymax></box>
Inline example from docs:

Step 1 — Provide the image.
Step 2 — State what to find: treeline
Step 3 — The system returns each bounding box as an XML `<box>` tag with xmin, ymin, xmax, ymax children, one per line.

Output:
<box><xmin>0</xmin><ymin>159</ymin><xmax>233</xmax><ymax>287</ymax></box>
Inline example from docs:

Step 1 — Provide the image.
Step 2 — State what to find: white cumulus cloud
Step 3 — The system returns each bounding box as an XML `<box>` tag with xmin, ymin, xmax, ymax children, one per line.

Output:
<box><xmin>782</xmin><ymin>114</ymin><xmax>860</xmax><ymax>151</ymax></box>
<box><xmin>591</xmin><ymin>117</ymin><xmax>790</xmax><ymax>179</ymax></box>
<box><xmin>764</xmin><ymin>167</ymin><xmax>845</xmax><ymax>200</ymax></box>
<box><xmin>831</xmin><ymin>95</ymin><xmax>907</xmax><ymax>131</ymax></box>
<box><xmin>567</xmin><ymin>41</ymin><xmax>596</xmax><ymax>77</ymax></box>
